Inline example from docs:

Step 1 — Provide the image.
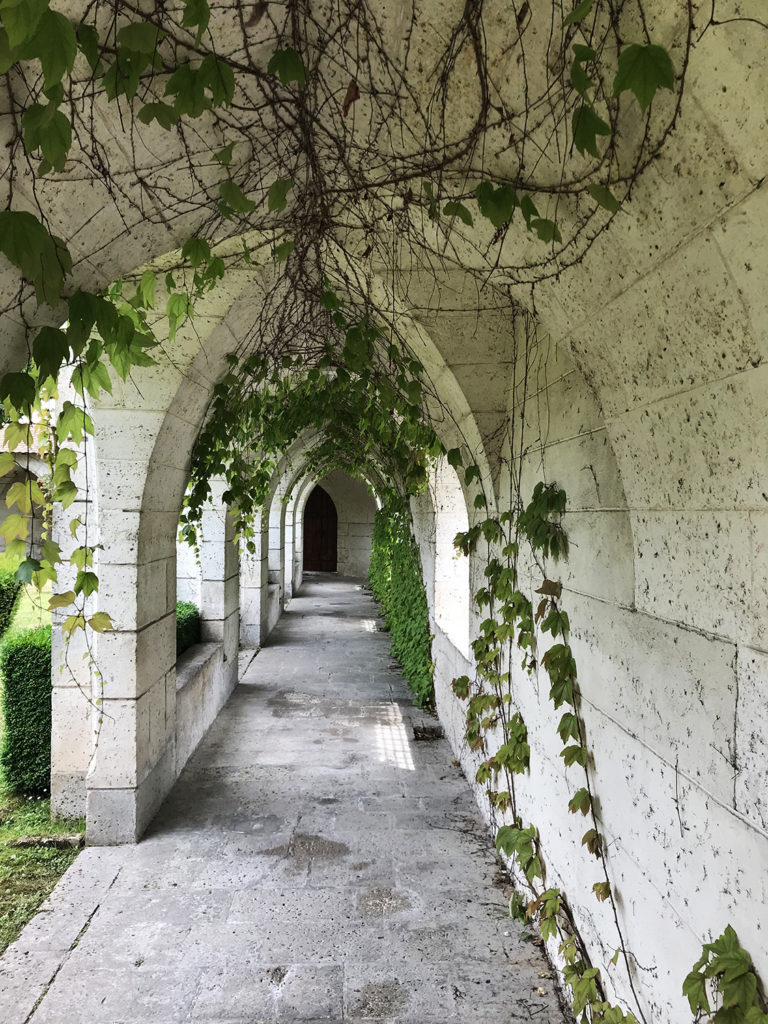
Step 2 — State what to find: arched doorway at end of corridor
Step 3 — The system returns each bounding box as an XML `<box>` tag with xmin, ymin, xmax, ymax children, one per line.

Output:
<box><xmin>303</xmin><ymin>485</ymin><xmax>338</xmax><ymax>572</ymax></box>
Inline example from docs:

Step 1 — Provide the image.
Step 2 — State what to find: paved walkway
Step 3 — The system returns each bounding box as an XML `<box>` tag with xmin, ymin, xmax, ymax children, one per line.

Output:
<box><xmin>0</xmin><ymin>576</ymin><xmax>567</xmax><ymax>1023</ymax></box>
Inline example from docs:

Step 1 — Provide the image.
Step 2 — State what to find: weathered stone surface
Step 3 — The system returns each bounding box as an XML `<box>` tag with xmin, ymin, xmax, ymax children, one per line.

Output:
<box><xmin>2</xmin><ymin>577</ymin><xmax>565</xmax><ymax>1024</ymax></box>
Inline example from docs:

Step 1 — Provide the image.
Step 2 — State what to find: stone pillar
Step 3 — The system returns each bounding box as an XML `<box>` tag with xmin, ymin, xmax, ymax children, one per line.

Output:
<box><xmin>239</xmin><ymin>512</ymin><xmax>263</xmax><ymax>647</ymax></box>
<box><xmin>283</xmin><ymin>500</ymin><xmax>295</xmax><ymax>601</ymax></box>
<box><xmin>82</xmin><ymin>408</ymin><xmax>180</xmax><ymax>845</ymax></box>
<box><xmin>199</xmin><ymin>477</ymin><xmax>239</xmax><ymax>666</ymax></box>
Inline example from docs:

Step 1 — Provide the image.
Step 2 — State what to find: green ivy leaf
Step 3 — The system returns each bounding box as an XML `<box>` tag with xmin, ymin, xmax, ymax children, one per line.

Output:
<box><xmin>442</xmin><ymin>201</ymin><xmax>473</xmax><ymax>226</ymax></box>
<box><xmin>57</xmin><ymin>400</ymin><xmax>94</xmax><ymax>445</ymax></box>
<box><xmin>563</xmin><ymin>0</ymin><xmax>594</xmax><ymax>26</ymax></box>
<box><xmin>32</xmin><ymin>326</ymin><xmax>69</xmax><ymax>382</ymax></box>
<box><xmin>572</xmin><ymin>103</ymin><xmax>611</xmax><ymax>158</ymax></box>
<box><xmin>166</xmin><ymin>292</ymin><xmax>191</xmax><ymax>342</ymax></box>
<box><xmin>568</xmin><ymin>787</ymin><xmax>591</xmax><ymax>815</ymax></box>
<box><xmin>0</xmin><ymin>0</ymin><xmax>48</xmax><ymax>48</ymax></box>
<box><xmin>273</xmin><ymin>240</ymin><xmax>294</xmax><ymax>261</ymax></box>
<box><xmin>682</xmin><ymin>971</ymin><xmax>710</xmax><ymax>1014</ymax></box>
<box><xmin>267</xmin><ymin>47</ymin><xmax>306</xmax><ymax>86</ymax></box>
<box><xmin>137</xmin><ymin>102</ymin><xmax>179</xmax><ymax>130</ymax></box>
<box><xmin>166</xmin><ymin>63</ymin><xmax>209</xmax><ymax>117</ymax></box>
<box><xmin>446</xmin><ymin>448</ymin><xmax>463</xmax><ymax>470</ymax></box>
<box><xmin>570</xmin><ymin>43</ymin><xmax>596</xmax><ymax>94</ymax></box>
<box><xmin>588</xmin><ymin>183</ymin><xmax>620</xmax><ymax>213</ymax></box>
<box><xmin>613</xmin><ymin>43</ymin><xmax>675</xmax><ymax>112</ymax></box>
<box><xmin>181</xmin><ymin>0</ymin><xmax>210</xmax><ymax>42</ymax></box>
<box><xmin>25</xmin><ymin>10</ymin><xmax>77</xmax><ymax>89</ymax></box>
<box><xmin>475</xmin><ymin>181</ymin><xmax>518</xmax><ymax>228</ymax></box>
<box><xmin>116</xmin><ymin>20</ymin><xmax>163</xmax><ymax>55</ymax></box>
<box><xmin>422</xmin><ymin>180</ymin><xmax>438</xmax><ymax>221</ymax></box>
<box><xmin>0</xmin><ymin>371</ymin><xmax>36</xmax><ymax>412</ymax></box>
<box><xmin>75</xmin><ymin>22</ymin><xmax>102</xmax><ymax>73</ymax></box>
<box><xmin>88</xmin><ymin>611</ymin><xmax>113</xmax><ymax>633</ymax></box>
<box><xmin>561</xmin><ymin>743</ymin><xmax>588</xmax><ymax>767</ymax></box>
<box><xmin>219</xmin><ymin>179</ymin><xmax>256</xmax><ymax>215</ymax></box>
<box><xmin>0</xmin><ymin>26</ymin><xmax>16</xmax><ymax>73</ymax></box>
<box><xmin>200</xmin><ymin>53</ymin><xmax>235</xmax><ymax>105</ymax></box>
<box><xmin>0</xmin><ymin>210</ymin><xmax>71</xmax><ymax>305</ymax></box>
<box><xmin>213</xmin><ymin>142</ymin><xmax>234</xmax><ymax>165</ymax></box>
<box><xmin>22</xmin><ymin>102</ymin><xmax>72</xmax><ymax>172</ymax></box>
<box><xmin>530</xmin><ymin>217</ymin><xmax>562</xmax><ymax>244</ymax></box>
<box><xmin>268</xmin><ymin>177</ymin><xmax>294</xmax><ymax>213</ymax></box>
<box><xmin>74</xmin><ymin>569</ymin><xmax>99</xmax><ymax>597</ymax></box>
<box><xmin>16</xmin><ymin>557</ymin><xmax>42</xmax><ymax>583</ymax></box>
<box><xmin>181</xmin><ymin>236</ymin><xmax>212</xmax><ymax>267</ymax></box>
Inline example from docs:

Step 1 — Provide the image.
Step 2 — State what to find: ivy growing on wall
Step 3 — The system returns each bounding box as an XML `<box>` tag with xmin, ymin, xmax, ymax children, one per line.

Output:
<box><xmin>368</xmin><ymin>496</ymin><xmax>434</xmax><ymax>709</ymax></box>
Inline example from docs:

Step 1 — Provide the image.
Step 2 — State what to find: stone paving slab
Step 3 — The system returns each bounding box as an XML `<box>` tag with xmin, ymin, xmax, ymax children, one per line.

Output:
<box><xmin>0</xmin><ymin>575</ymin><xmax>568</xmax><ymax>1024</ymax></box>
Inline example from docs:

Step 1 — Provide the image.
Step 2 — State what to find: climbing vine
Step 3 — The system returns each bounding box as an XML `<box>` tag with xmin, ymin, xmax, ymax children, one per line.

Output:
<box><xmin>369</xmin><ymin>495</ymin><xmax>434</xmax><ymax>709</ymax></box>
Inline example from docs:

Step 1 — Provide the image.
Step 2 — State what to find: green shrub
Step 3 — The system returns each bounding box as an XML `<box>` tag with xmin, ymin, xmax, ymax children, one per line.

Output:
<box><xmin>369</xmin><ymin>497</ymin><xmax>434</xmax><ymax>707</ymax></box>
<box><xmin>0</xmin><ymin>561</ymin><xmax>22</xmax><ymax>640</ymax></box>
<box><xmin>0</xmin><ymin>625</ymin><xmax>52</xmax><ymax>795</ymax></box>
<box><xmin>176</xmin><ymin>600</ymin><xmax>201</xmax><ymax>656</ymax></box>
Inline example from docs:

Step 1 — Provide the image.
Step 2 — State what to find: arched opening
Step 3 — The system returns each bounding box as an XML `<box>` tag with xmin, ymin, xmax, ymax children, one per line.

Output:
<box><xmin>302</xmin><ymin>485</ymin><xmax>338</xmax><ymax>572</ymax></box>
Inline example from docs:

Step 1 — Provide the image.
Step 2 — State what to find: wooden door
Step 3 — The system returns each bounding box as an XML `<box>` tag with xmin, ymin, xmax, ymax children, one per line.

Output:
<box><xmin>303</xmin><ymin>486</ymin><xmax>338</xmax><ymax>571</ymax></box>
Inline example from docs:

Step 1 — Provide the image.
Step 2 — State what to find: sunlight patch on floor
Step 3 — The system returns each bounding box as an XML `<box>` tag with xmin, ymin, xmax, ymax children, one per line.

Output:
<box><xmin>374</xmin><ymin>703</ymin><xmax>415</xmax><ymax>770</ymax></box>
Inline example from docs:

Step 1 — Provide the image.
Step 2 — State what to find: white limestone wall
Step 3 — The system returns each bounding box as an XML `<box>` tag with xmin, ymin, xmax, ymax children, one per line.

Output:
<box><xmin>316</xmin><ymin>470</ymin><xmax>376</xmax><ymax>577</ymax></box>
<box><xmin>420</xmin><ymin>328</ymin><xmax>768</xmax><ymax>1024</ymax></box>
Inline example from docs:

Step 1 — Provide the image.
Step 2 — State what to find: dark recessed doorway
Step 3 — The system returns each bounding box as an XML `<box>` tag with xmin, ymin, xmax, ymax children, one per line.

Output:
<box><xmin>303</xmin><ymin>485</ymin><xmax>338</xmax><ymax>572</ymax></box>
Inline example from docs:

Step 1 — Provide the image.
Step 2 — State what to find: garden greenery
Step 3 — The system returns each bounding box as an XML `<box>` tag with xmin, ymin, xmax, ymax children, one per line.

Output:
<box><xmin>368</xmin><ymin>497</ymin><xmax>434</xmax><ymax>709</ymax></box>
<box><xmin>0</xmin><ymin>564</ymin><xmax>22</xmax><ymax>639</ymax></box>
<box><xmin>0</xmin><ymin>0</ymin><xmax>763</xmax><ymax>1020</ymax></box>
<box><xmin>175</xmin><ymin>600</ymin><xmax>201</xmax><ymax>657</ymax></box>
<box><xmin>0</xmin><ymin>625</ymin><xmax>52</xmax><ymax>795</ymax></box>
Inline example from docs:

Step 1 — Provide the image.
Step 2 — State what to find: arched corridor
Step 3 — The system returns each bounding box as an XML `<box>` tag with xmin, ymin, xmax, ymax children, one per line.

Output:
<box><xmin>0</xmin><ymin>2</ymin><xmax>765</xmax><ymax>1021</ymax></box>
<box><xmin>0</xmin><ymin>576</ymin><xmax>566</xmax><ymax>1024</ymax></box>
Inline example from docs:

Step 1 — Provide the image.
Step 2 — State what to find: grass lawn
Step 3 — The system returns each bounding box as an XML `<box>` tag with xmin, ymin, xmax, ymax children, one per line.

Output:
<box><xmin>0</xmin><ymin>792</ymin><xmax>84</xmax><ymax>955</ymax></box>
<box><xmin>0</xmin><ymin>575</ymin><xmax>85</xmax><ymax>956</ymax></box>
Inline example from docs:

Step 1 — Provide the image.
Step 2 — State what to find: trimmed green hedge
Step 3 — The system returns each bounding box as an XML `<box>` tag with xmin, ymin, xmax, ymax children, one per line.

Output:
<box><xmin>0</xmin><ymin>566</ymin><xmax>22</xmax><ymax>640</ymax></box>
<box><xmin>0</xmin><ymin>625</ymin><xmax>52</xmax><ymax>795</ymax></box>
<box><xmin>369</xmin><ymin>497</ymin><xmax>434</xmax><ymax>708</ymax></box>
<box><xmin>176</xmin><ymin>600</ymin><xmax>201</xmax><ymax>656</ymax></box>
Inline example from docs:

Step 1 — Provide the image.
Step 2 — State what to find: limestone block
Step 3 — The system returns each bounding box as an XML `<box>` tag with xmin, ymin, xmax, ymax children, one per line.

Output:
<box><xmin>97</xmin><ymin>559</ymin><xmax>169</xmax><ymax>631</ymax></box>
<box><xmin>555</xmin><ymin>509</ymin><xmax>635</xmax><ymax>608</ymax></box>
<box><xmin>143</xmin><ymin>676</ymin><xmax>169</xmax><ymax>773</ymax></box>
<box><xmin>50</xmin><ymin>770</ymin><xmax>87</xmax><ymax>820</ymax></box>
<box><xmin>568</xmin><ymin>595</ymin><xmax>738</xmax><ymax>806</ymax></box>
<box><xmin>51</xmin><ymin>687</ymin><xmax>92</xmax><ymax>774</ymax></box>
<box><xmin>688</xmin><ymin>23</ymin><xmax>768</xmax><ymax>181</ymax></box>
<box><xmin>94</xmin><ymin>409</ymin><xmax>164</xmax><ymax>463</ymax></box>
<box><xmin>533</xmin><ymin>430</ymin><xmax>628</xmax><ymax>511</ymax></box>
<box><xmin>735</xmin><ymin>646</ymin><xmax>768</xmax><ymax>830</ymax></box>
<box><xmin>632</xmin><ymin>511</ymin><xmax>764</xmax><ymax>645</ymax></box>
<box><xmin>96</xmin><ymin>458</ymin><xmax>147</xmax><ymax>509</ymax></box>
<box><xmin>568</xmin><ymin>234</ymin><xmax>756</xmax><ymax>418</ymax></box>
<box><xmin>95</xmin><ymin>613</ymin><xmax>176</xmax><ymax>699</ymax></box>
<box><xmin>96</xmin><ymin>509</ymin><xmax>141</xmax><ymax>564</ymax></box>
<box><xmin>88</xmin><ymin>698</ymin><xmax>139</xmax><ymax>789</ymax></box>
<box><xmin>608</xmin><ymin>366</ymin><xmax>768</xmax><ymax>511</ymax></box>
<box><xmin>714</xmin><ymin>187</ymin><xmax>768</xmax><ymax>363</ymax></box>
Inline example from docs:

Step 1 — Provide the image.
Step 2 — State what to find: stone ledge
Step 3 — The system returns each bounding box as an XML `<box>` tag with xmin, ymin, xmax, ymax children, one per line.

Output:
<box><xmin>175</xmin><ymin>642</ymin><xmax>221</xmax><ymax>693</ymax></box>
